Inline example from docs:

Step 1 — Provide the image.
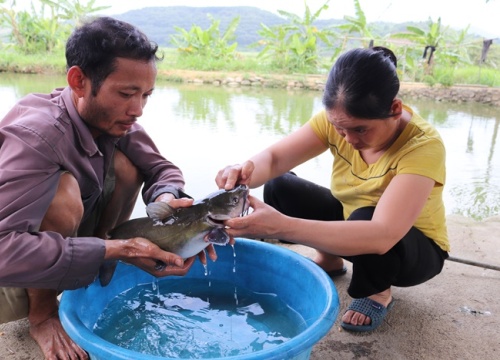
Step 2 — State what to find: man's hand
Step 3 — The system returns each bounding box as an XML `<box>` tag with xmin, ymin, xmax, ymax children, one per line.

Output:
<box><xmin>155</xmin><ymin>192</ymin><xmax>194</xmax><ymax>209</ymax></box>
<box><xmin>104</xmin><ymin>237</ymin><xmax>195</xmax><ymax>278</ymax></box>
<box><xmin>119</xmin><ymin>191</ymin><xmax>230</xmax><ymax>277</ymax></box>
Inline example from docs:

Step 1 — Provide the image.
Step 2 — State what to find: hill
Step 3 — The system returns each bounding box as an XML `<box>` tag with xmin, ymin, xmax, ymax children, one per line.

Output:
<box><xmin>113</xmin><ymin>6</ymin><xmax>416</xmax><ymax>49</ymax></box>
<box><xmin>114</xmin><ymin>6</ymin><xmax>289</xmax><ymax>49</ymax></box>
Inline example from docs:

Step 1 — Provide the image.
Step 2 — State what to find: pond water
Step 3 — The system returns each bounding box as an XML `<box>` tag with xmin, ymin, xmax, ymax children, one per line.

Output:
<box><xmin>1</xmin><ymin>73</ymin><xmax>499</xmax><ymax>220</ymax></box>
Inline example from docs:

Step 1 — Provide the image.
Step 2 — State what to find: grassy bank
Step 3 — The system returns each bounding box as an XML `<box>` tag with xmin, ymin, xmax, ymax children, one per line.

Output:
<box><xmin>1</xmin><ymin>48</ymin><xmax>498</xmax><ymax>88</ymax></box>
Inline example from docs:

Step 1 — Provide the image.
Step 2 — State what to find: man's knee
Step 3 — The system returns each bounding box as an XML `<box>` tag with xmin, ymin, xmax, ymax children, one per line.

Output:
<box><xmin>40</xmin><ymin>172</ymin><xmax>83</xmax><ymax>235</ymax></box>
<box><xmin>114</xmin><ymin>150</ymin><xmax>142</xmax><ymax>191</ymax></box>
<box><xmin>91</xmin><ymin>150</ymin><xmax>142</xmax><ymax>234</ymax></box>
<box><xmin>0</xmin><ymin>287</ymin><xmax>29</xmax><ymax>324</ymax></box>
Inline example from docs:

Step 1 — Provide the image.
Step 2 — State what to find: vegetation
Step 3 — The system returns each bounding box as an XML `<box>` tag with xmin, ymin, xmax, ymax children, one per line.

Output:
<box><xmin>170</xmin><ymin>14</ymin><xmax>240</xmax><ymax>63</ymax></box>
<box><xmin>334</xmin><ymin>0</ymin><xmax>374</xmax><ymax>49</ymax></box>
<box><xmin>0</xmin><ymin>0</ymin><xmax>107</xmax><ymax>54</ymax></box>
<box><xmin>256</xmin><ymin>0</ymin><xmax>336</xmax><ymax>73</ymax></box>
<box><xmin>0</xmin><ymin>0</ymin><xmax>498</xmax><ymax>87</ymax></box>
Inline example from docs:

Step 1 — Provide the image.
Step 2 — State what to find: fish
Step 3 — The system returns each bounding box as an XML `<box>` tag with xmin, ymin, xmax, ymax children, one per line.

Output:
<box><xmin>99</xmin><ymin>185</ymin><xmax>250</xmax><ymax>286</ymax></box>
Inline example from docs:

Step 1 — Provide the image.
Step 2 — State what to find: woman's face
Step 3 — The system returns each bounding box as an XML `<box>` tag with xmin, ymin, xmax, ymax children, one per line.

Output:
<box><xmin>326</xmin><ymin>105</ymin><xmax>402</xmax><ymax>152</ymax></box>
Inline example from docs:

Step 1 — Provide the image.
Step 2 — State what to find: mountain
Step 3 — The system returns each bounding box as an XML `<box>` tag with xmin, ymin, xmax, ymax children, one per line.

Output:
<box><xmin>114</xmin><ymin>6</ymin><xmax>291</xmax><ymax>49</ymax></box>
<box><xmin>114</xmin><ymin>6</ymin><xmax>395</xmax><ymax>49</ymax></box>
<box><xmin>113</xmin><ymin>6</ymin><xmax>433</xmax><ymax>49</ymax></box>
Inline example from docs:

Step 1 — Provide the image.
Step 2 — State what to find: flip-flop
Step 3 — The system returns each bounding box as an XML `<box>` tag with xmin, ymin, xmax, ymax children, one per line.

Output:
<box><xmin>341</xmin><ymin>297</ymin><xmax>395</xmax><ymax>332</ymax></box>
<box><xmin>307</xmin><ymin>258</ymin><xmax>347</xmax><ymax>277</ymax></box>
<box><xmin>326</xmin><ymin>266</ymin><xmax>348</xmax><ymax>277</ymax></box>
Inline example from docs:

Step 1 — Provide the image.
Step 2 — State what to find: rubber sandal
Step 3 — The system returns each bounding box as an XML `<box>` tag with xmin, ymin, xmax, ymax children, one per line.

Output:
<box><xmin>326</xmin><ymin>266</ymin><xmax>347</xmax><ymax>277</ymax></box>
<box><xmin>341</xmin><ymin>297</ymin><xmax>395</xmax><ymax>332</ymax></box>
<box><xmin>307</xmin><ymin>258</ymin><xmax>347</xmax><ymax>277</ymax></box>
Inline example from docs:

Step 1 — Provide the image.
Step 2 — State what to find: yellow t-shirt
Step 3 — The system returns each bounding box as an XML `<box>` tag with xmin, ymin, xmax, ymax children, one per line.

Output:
<box><xmin>309</xmin><ymin>105</ymin><xmax>449</xmax><ymax>252</ymax></box>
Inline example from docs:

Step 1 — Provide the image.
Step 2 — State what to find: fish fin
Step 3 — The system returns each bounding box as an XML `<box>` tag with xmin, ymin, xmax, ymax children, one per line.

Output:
<box><xmin>206</xmin><ymin>228</ymin><xmax>230</xmax><ymax>245</ymax></box>
<box><xmin>146</xmin><ymin>202</ymin><xmax>175</xmax><ymax>221</ymax></box>
<box><xmin>99</xmin><ymin>260</ymin><xmax>118</xmax><ymax>287</ymax></box>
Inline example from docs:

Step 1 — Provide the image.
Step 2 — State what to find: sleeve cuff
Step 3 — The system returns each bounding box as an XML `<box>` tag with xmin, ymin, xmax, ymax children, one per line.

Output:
<box><xmin>150</xmin><ymin>186</ymin><xmax>193</xmax><ymax>203</ymax></box>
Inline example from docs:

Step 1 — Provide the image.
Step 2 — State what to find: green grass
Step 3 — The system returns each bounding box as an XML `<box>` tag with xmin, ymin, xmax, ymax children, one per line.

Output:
<box><xmin>158</xmin><ymin>48</ymin><xmax>283</xmax><ymax>74</ymax></box>
<box><xmin>448</xmin><ymin>66</ymin><xmax>500</xmax><ymax>87</ymax></box>
<box><xmin>0</xmin><ymin>49</ymin><xmax>66</xmax><ymax>74</ymax></box>
<box><xmin>0</xmin><ymin>46</ymin><xmax>498</xmax><ymax>87</ymax></box>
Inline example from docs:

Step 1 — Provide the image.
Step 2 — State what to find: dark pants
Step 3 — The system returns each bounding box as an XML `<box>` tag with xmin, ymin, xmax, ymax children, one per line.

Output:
<box><xmin>263</xmin><ymin>172</ymin><xmax>448</xmax><ymax>299</ymax></box>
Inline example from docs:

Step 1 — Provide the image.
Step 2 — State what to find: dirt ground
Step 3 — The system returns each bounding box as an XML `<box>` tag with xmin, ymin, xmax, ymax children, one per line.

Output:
<box><xmin>1</xmin><ymin>214</ymin><xmax>499</xmax><ymax>360</ymax></box>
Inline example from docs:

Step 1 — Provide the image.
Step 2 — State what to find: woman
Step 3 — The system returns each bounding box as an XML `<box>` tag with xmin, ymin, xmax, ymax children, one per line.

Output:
<box><xmin>215</xmin><ymin>47</ymin><xmax>449</xmax><ymax>333</ymax></box>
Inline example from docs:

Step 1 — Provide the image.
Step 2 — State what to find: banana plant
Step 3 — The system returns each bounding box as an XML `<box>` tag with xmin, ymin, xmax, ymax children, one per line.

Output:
<box><xmin>171</xmin><ymin>14</ymin><xmax>240</xmax><ymax>60</ymax></box>
<box><xmin>40</xmin><ymin>0</ymin><xmax>109</xmax><ymax>26</ymax></box>
<box><xmin>255</xmin><ymin>0</ymin><xmax>337</xmax><ymax>72</ymax></box>
<box><xmin>443</xmin><ymin>25</ymin><xmax>476</xmax><ymax>65</ymax></box>
<box><xmin>335</xmin><ymin>0</ymin><xmax>374</xmax><ymax>48</ymax></box>
<box><xmin>0</xmin><ymin>0</ymin><xmax>108</xmax><ymax>54</ymax></box>
<box><xmin>392</xmin><ymin>17</ymin><xmax>448</xmax><ymax>72</ymax></box>
<box><xmin>255</xmin><ymin>24</ymin><xmax>291</xmax><ymax>69</ymax></box>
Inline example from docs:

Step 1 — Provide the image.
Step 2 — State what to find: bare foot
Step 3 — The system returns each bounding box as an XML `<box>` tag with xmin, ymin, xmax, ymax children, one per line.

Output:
<box><xmin>313</xmin><ymin>251</ymin><xmax>345</xmax><ymax>272</ymax></box>
<box><xmin>27</xmin><ymin>289</ymin><xmax>88</xmax><ymax>360</ymax></box>
<box><xmin>29</xmin><ymin>313</ymin><xmax>89</xmax><ymax>360</ymax></box>
<box><xmin>341</xmin><ymin>288</ymin><xmax>393</xmax><ymax>326</ymax></box>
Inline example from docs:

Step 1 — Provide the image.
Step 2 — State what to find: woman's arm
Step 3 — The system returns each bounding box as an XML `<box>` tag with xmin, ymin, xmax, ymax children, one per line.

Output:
<box><xmin>217</xmin><ymin>123</ymin><xmax>327</xmax><ymax>189</ymax></box>
<box><xmin>225</xmin><ymin>173</ymin><xmax>435</xmax><ymax>256</ymax></box>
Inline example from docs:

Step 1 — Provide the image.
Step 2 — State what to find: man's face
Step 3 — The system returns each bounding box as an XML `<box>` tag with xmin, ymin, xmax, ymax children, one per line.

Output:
<box><xmin>79</xmin><ymin>57</ymin><xmax>157</xmax><ymax>138</ymax></box>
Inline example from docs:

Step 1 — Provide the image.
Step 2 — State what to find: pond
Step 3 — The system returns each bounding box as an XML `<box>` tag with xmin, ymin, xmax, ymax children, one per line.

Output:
<box><xmin>1</xmin><ymin>73</ymin><xmax>499</xmax><ymax>220</ymax></box>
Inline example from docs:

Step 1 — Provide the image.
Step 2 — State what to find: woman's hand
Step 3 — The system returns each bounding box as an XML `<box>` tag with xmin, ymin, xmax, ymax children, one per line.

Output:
<box><xmin>222</xmin><ymin>195</ymin><xmax>285</xmax><ymax>240</ymax></box>
<box><xmin>215</xmin><ymin>161</ymin><xmax>255</xmax><ymax>190</ymax></box>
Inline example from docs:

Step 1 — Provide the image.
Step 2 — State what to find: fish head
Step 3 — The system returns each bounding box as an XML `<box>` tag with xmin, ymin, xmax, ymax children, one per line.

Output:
<box><xmin>203</xmin><ymin>185</ymin><xmax>250</xmax><ymax>226</ymax></box>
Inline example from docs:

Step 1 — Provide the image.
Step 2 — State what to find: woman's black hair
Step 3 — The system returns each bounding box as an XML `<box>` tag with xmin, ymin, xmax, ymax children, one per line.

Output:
<box><xmin>322</xmin><ymin>46</ymin><xmax>400</xmax><ymax>119</ymax></box>
<box><xmin>65</xmin><ymin>16</ymin><xmax>163</xmax><ymax>95</ymax></box>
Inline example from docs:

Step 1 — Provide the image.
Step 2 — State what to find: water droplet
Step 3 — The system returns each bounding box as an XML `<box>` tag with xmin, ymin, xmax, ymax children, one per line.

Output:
<box><xmin>232</xmin><ymin>245</ymin><xmax>237</xmax><ymax>273</ymax></box>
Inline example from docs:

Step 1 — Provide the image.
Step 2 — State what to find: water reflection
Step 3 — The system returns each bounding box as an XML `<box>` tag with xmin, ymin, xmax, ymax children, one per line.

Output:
<box><xmin>408</xmin><ymin>99</ymin><xmax>500</xmax><ymax>219</ymax></box>
<box><xmin>1</xmin><ymin>73</ymin><xmax>498</xmax><ymax>220</ymax></box>
<box><xmin>171</xmin><ymin>82</ymin><xmax>235</xmax><ymax>128</ymax></box>
<box><xmin>166</xmin><ymin>81</ymin><xmax>320</xmax><ymax>135</ymax></box>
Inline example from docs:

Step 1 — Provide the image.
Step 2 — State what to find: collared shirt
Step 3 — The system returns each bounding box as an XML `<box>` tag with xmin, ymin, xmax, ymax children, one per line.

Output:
<box><xmin>0</xmin><ymin>87</ymin><xmax>185</xmax><ymax>290</ymax></box>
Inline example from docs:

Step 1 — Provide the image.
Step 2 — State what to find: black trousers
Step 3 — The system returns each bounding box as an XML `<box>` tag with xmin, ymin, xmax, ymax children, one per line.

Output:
<box><xmin>263</xmin><ymin>172</ymin><xmax>448</xmax><ymax>298</ymax></box>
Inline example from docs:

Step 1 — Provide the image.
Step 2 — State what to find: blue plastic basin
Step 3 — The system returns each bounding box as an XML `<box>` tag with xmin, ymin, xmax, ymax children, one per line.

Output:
<box><xmin>59</xmin><ymin>238</ymin><xmax>339</xmax><ymax>360</ymax></box>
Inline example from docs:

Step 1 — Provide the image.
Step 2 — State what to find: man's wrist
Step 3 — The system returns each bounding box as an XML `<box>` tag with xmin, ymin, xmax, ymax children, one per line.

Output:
<box><xmin>155</xmin><ymin>192</ymin><xmax>175</xmax><ymax>203</ymax></box>
<box><xmin>104</xmin><ymin>239</ymin><xmax>128</xmax><ymax>260</ymax></box>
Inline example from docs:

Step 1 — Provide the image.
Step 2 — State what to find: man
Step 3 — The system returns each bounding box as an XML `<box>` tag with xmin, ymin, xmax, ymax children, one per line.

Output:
<box><xmin>0</xmin><ymin>17</ymin><xmax>214</xmax><ymax>359</ymax></box>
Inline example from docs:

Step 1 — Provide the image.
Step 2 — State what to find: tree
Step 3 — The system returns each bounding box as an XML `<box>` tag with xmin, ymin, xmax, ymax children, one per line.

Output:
<box><xmin>39</xmin><ymin>0</ymin><xmax>109</xmax><ymax>26</ymax></box>
<box><xmin>334</xmin><ymin>0</ymin><xmax>374</xmax><ymax>49</ymax></box>
<box><xmin>0</xmin><ymin>0</ymin><xmax>108</xmax><ymax>54</ymax></box>
<box><xmin>170</xmin><ymin>14</ymin><xmax>240</xmax><ymax>61</ymax></box>
<box><xmin>256</xmin><ymin>0</ymin><xmax>337</xmax><ymax>72</ymax></box>
<box><xmin>391</xmin><ymin>17</ymin><xmax>448</xmax><ymax>77</ymax></box>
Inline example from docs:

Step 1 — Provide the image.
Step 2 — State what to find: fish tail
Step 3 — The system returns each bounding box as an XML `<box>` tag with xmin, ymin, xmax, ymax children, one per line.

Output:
<box><xmin>98</xmin><ymin>260</ymin><xmax>118</xmax><ymax>287</ymax></box>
